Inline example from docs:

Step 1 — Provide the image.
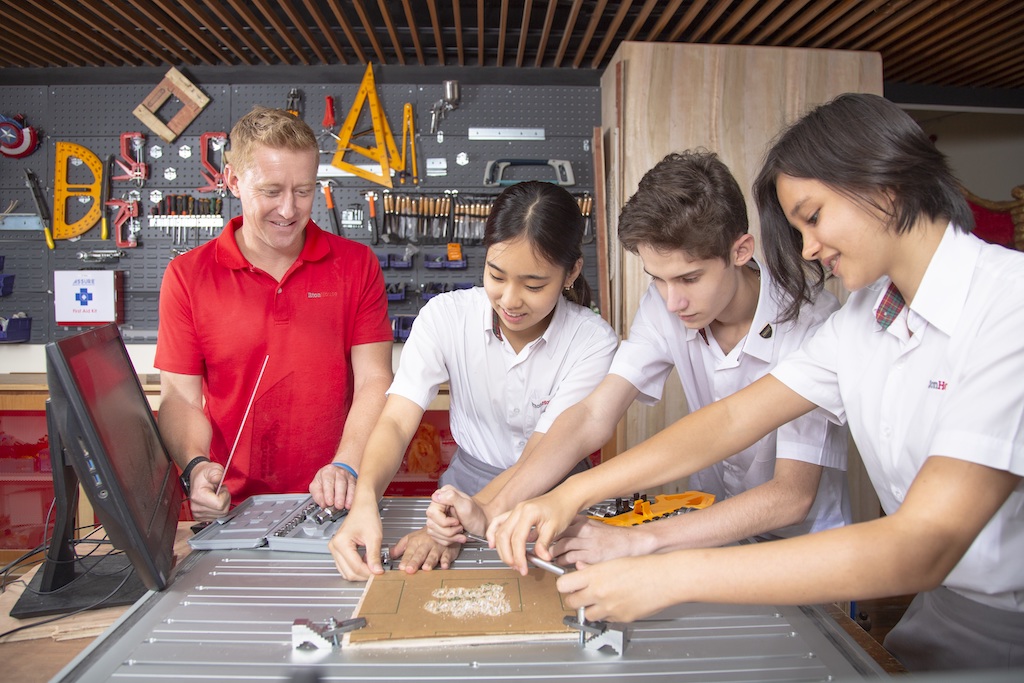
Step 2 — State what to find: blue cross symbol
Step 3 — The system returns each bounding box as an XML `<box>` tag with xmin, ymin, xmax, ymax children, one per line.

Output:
<box><xmin>75</xmin><ymin>288</ymin><xmax>93</xmax><ymax>306</ymax></box>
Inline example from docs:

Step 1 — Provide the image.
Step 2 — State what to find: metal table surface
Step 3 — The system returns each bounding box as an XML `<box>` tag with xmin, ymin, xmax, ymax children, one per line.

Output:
<box><xmin>54</xmin><ymin>498</ymin><xmax>886</xmax><ymax>682</ymax></box>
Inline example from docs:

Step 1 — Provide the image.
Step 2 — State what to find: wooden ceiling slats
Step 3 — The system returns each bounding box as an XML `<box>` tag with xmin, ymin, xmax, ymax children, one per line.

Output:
<box><xmin>553</xmin><ymin>0</ymin><xmax>584</xmax><ymax>68</ymax></box>
<box><xmin>477</xmin><ymin>0</ymin><xmax>485</xmax><ymax>66</ymax></box>
<box><xmin>151</xmin><ymin>0</ymin><xmax>230</xmax><ymax>65</ymax></box>
<box><xmin>798</xmin><ymin>0</ymin><xmax>886</xmax><ymax>48</ymax></box>
<box><xmin>497</xmin><ymin>0</ymin><xmax>509</xmax><ymax>67</ymax></box>
<box><xmin>78</xmin><ymin>0</ymin><xmax>177</xmax><ymax>66</ymax></box>
<box><xmin>748</xmin><ymin>0</ymin><xmax>813</xmax><ymax>44</ymax></box>
<box><xmin>399</xmin><ymin>0</ymin><xmax>426</xmax><ymax>66</ymax></box>
<box><xmin>277</xmin><ymin>0</ymin><xmax>330</xmax><ymax>65</ymax></box>
<box><xmin>225</xmin><ymin>0</ymin><xmax>291</xmax><ymax>65</ymax></box>
<box><xmin>33</xmin><ymin>1</ymin><xmax>146</xmax><ymax>66</ymax></box>
<box><xmin>590</xmin><ymin>0</ymin><xmax>634</xmax><ymax>68</ymax></box>
<box><xmin>324</xmin><ymin>0</ymin><xmax>367</xmax><ymax>64</ymax></box>
<box><xmin>534</xmin><ymin>0</ymin><xmax>558</xmax><ymax>67</ymax></box>
<box><xmin>301</xmin><ymin>0</ymin><xmax>349</xmax><ymax>65</ymax></box>
<box><xmin>644</xmin><ymin>0</ymin><xmax>686</xmax><ymax>43</ymax></box>
<box><xmin>374</xmin><ymin>0</ymin><xmax>405</xmax><ymax>65</ymax></box>
<box><xmin>684</xmin><ymin>0</ymin><xmax>733</xmax><ymax>43</ymax></box>
<box><xmin>177</xmin><ymin>0</ymin><xmax>254</xmax><ymax>65</ymax></box>
<box><xmin>249</xmin><ymin>0</ymin><xmax>311</xmax><ymax>65</ymax></box>
<box><xmin>350</xmin><ymin>0</ymin><xmax>387</xmax><ymax>64</ymax></box>
<box><xmin>664</xmin><ymin>0</ymin><xmax>706</xmax><ymax>43</ymax></box>
<box><xmin>515</xmin><ymin>0</ymin><xmax>532</xmax><ymax>68</ymax></box>
<box><xmin>765</xmin><ymin>0</ymin><xmax>836</xmax><ymax>47</ymax></box>
<box><xmin>708</xmin><ymin>0</ymin><xmax>765</xmax><ymax>44</ymax></box>
<box><xmin>2</xmin><ymin>9</ymin><xmax>87</xmax><ymax>67</ymax></box>
<box><xmin>0</xmin><ymin>2</ymin><xmax>1020</xmax><ymax>90</ymax></box>
<box><xmin>425</xmin><ymin>0</ymin><xmax>446</xmax><ymax>67</ymax></box>
<box><xmin>451</xmin><ymin>0</ymin><xmax>465</xmax><ymax>65</ymax></box>
<box><xmin>122</xmin><ymin>1</ymin><xmax>215</xmax><ymax>64</ymax></box>
<box><xmin>886</xmin><ymin>1</ymin><xmax>1015</xmax><ymax>82</ymax></box>
<box><xmin>572</xmin><ymin>0</ymin><xmax>607</xmax><ymax>68</ymax></box>
<box><xmin>720</xmin><ymin>0</ymin><xmax>787</xmax><ymax>44</ymax></box>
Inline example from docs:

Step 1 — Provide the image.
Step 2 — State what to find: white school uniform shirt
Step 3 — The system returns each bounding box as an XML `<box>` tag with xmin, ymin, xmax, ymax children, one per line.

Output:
<box><xmin>388</xmin><ymin>287</ymin><xmax>618</xmax><ymax>469</ymax></box>
<box><xmin>772</xmin><ymin>225</ymin><xmax>1024</xmax><ymax>612</ymax></box>
<box><xmin>609</xmin><ymin>261</ymin><xmax>850</xmax><ymax>538</ymax></box>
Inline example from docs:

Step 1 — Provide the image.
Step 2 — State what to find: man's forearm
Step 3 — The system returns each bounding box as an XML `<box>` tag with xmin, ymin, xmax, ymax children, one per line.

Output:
<box><xmin>158</xmin><ymin>397</ymin><xmax>213</xmax><ymax>470</ymax></box>
<box><xmin>333</xmin><ymin>374</ymin><xmax>391</xmax><ymax>468</ymax></box>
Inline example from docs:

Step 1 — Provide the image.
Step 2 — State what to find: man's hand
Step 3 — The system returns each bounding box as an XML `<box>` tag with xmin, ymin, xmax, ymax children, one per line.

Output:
<box><xmin>551</xmin><ymin>517</ymin><xmax>658</xmax><ymax>565</ymax></box>
<box><xmin>393</xmin><ymin>528</ymin><xmax>462</xmax><ymax>573</ymax></box>
<box><xmin>328</xmin><ymin>500</ymin><xmax>385</xmax><ymax>580</ymax></box>
<box><xmin>556</xmin><ymin>554</ymin><xmax>678</xmax><ymax>623</ymax></box>
<box><xmin>188</xmin><ymin>461</ymin><xmax>231</xmax><ymax>522</ymax></box>
<box><xmin>489</xmin><ymin>491</ymin><xmax>579</xmax><ymax>575</ymax></box>
<box><xmin>425</xmin><ymin>485</ymin><xmax>488</xmax><ymax>546</ymax></box>
<box><xmin>310</xmin><ymin>462</ymin><xmax>358</xmax><ymax>509</ymax></box>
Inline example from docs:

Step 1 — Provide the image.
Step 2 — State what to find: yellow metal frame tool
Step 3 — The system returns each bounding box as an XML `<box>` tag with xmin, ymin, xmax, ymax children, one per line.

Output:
<box><xmin>331</xmin><ymin>63</ymin><xmax>405</xmax><ymax>188</ymax></box>
<box><xmin>399</xmin><ymin>102</ymin><xmax>419</xmax><ymax>185</ymax></box>
<box><xmin>53</xmin><ymin>141</ymin><xmax>103</xmax><ymax>241</ymax></box>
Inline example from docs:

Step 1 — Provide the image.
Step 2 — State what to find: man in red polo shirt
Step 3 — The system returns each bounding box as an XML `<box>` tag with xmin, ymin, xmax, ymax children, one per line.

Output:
<box><xmin>155</xmin><ymin>106</ymin><xmax>394</xmax><ymax>522</ymax></box>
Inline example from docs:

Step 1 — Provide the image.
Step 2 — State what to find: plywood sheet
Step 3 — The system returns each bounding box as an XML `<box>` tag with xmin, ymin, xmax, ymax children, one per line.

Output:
<box><xmin>343</xmin><ymin>568</ymin><xmax>577</xmax><ymax>649</ymax></box>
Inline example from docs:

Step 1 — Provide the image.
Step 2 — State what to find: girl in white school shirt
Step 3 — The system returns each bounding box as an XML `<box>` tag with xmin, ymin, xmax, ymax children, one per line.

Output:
<box><xmin>330</xmin><ymin>181</ymin><xmax>617</xmax><ymax>581</ymax></box>
<box><xmin>490</xmin><ymin>93</ymin><xmax>1024</xmax><ymax>672</ymax></box>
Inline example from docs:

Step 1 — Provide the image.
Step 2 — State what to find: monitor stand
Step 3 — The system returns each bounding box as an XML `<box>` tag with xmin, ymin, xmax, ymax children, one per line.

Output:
<box><xmin>9</xmin><ymin>405</ymin><xmax>148</xmax><ymax>619</ymax></box>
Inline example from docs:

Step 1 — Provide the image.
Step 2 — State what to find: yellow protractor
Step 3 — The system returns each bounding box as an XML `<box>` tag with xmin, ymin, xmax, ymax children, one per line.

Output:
<box><xmin>53</xmin><ymin>141</ymin><xmax>103</xmax><ymax>241</ymax></box>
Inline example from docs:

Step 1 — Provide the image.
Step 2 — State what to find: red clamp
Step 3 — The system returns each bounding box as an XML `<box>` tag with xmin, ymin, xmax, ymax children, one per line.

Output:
<box><xmin>113</xmin><ymin>132</ymin><xmax>148</xmax><ymax>187</ymax></box>
<box><xmin>105</xmin><ymin>195</ymin><xmax>141</xmax><ymax>248</ymax></box>
<box><xmin>198</xmin><ymin>131</ymin><xmax>228</xmax><ymax>195</ymax></box>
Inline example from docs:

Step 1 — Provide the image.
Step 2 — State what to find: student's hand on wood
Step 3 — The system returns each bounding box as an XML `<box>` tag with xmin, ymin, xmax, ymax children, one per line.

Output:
<box><xmin>309</xmin><ymin>461</ymin><xmax>357</xmax><ymax>510</ymax></box>
<box><xmin>550</xmin><ymin>517</ymin><xmax>653</xmax><ymax>565</ymax></box>
<box><xmin>557</xmin><ymin>555</ymin><xmax>676</xmax><ymax>623</ymax></box>
<box><xmin>188</xmin><ymin>461</ymin><xmax>231</xmax><ymax>522</ymax></box>
<box><xmin>328</xmin><ymin>501</ymin><xmax>384</xmax><ymax>581</ymax></box>
<box><xmin>425</xmin><ymin>485</ymin><xmax>488</xmax><ymax>545</ymax></box>
<box><xmin>393</xmin><ymin>528</ymin><xmax>462</xmax><ymax>573</ymax></box>
<box><xmin>489</xmin><ymin>492</ymin><xmax>576</xmax><ymax>575</ymax></box>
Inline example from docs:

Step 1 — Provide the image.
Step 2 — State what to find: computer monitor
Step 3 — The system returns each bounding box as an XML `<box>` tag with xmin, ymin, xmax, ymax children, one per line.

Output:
<box><xmin>10</xmin><ymin>324</ymin><xmax>182</xmax><ymax>619</ymax></box>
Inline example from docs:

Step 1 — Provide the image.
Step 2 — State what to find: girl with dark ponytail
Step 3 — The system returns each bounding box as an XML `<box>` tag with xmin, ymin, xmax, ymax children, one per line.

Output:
<box><xmin>331</xmin><ymin>181</ymin><xmax>617</xmax><ymax>581</ymax></box>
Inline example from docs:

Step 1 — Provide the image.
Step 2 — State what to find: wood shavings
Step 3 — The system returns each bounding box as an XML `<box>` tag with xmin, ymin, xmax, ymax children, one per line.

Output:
<box><xmin>423</xmin><ymin>582</ymin><xmax>511</xmax><ymax>619</ymax></box>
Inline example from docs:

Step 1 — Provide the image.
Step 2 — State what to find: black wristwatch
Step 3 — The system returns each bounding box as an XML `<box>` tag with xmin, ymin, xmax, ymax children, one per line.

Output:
<box><xmin>179</xmin><ymin>456</ymin><xmax>210</xmax><ymax>496</ymax></box>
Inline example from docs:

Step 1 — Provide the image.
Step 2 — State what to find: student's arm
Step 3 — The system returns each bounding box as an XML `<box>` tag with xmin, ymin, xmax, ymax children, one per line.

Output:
<box><xmin>425</xmin><ymin>375</ymin><xmax>640</xmax><ymax>544</ymax></box>
<box><xmin>310</xmin><ymin>341</ymin><xmax>394</xmax><ymax>509</ymax></box>
<box><xmin>552</xmin><ymin>459</ymin><xmax>823</xmax><ymax>563</ymax></box>
<box><xmin>557</xmin><ymin>456</ymin><xmax>1020</xmax><ymax>623</ymax></box>
<box><xmin>158</xmin><ymin>370</ymin><xmax>230</xmax><ymax>522</ymax></box>
<box><xmin>491</xmin><ymin>374</ymin><xmax>815</xmax><ymax>573</ymax></box>
<box><xmin>328</xmin><ymin>394</ymin><xmax>424</xmax><ymax>580</ymax></box>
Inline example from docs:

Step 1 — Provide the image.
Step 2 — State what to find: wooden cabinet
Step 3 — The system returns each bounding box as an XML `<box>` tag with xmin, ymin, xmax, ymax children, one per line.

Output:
<box><xmin>598</xmin><ymin>42</ymin><xmax>883</xmax><ymax>522</ymax></box>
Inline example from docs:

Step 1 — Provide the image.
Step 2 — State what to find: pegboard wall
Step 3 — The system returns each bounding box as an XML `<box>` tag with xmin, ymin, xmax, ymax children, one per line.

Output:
<box><xmin>0</xmin><ymin>75</ymin><xmax>599</xmax><ymax>344</ymax></box>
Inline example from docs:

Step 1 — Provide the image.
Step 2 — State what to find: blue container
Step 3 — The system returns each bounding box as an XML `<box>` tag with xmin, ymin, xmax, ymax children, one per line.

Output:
<box><xmin>0</xmin><ymin>316</ymin><xmax>31</xmax><ymax>343</ymax></box>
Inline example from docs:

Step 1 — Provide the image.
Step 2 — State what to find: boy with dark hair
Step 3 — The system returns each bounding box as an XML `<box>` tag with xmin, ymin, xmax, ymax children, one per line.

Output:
<box><xmin>429</xmin><ymin>150</ymin><xmax>850</xmax><ymax>559</ymax></box>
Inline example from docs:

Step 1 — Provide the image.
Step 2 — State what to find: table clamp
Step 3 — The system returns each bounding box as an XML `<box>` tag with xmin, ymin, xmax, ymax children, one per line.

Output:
<box><xmin>292</xmin><ymin>616</ymin><xmax>367</xmax><ymax>650</ymax></box>
<box><xmin>562</xmin><ymin>615</ymin><xmax>627</xmax><ymax>655</ymax></box>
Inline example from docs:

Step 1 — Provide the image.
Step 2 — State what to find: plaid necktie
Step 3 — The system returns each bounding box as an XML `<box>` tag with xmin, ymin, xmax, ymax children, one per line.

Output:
<box><xmin>875</xmin><ymin>282</ymin><xmax>905</xmax><ymax>330</ymax></box>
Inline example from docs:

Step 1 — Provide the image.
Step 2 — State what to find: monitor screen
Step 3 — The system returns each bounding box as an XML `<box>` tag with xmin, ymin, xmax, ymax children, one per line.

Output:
<box><xmin>10</xmin><ymin>324</ymin><xmax>182</xmax><ymax>619</ymax></box>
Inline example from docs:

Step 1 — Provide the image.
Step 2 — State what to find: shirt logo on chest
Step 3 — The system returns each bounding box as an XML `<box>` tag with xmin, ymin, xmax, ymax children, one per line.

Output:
<box><xmin>927</xmin><ymin>379</ymin><xmax>948</xmax><ymax>391</ymax></box>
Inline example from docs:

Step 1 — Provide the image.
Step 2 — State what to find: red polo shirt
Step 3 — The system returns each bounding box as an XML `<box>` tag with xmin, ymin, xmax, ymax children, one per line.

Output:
<box><xmin>155</xmin><ymin>217</ymin><xmax>392</xmax><ymax>502</ymax></box>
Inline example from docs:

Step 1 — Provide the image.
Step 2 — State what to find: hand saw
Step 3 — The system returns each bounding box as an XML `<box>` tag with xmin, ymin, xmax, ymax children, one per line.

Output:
<box><xmin>53</xmin><ymin>141</ymin><xmax>103</xmax><ymax>241</ymax></box>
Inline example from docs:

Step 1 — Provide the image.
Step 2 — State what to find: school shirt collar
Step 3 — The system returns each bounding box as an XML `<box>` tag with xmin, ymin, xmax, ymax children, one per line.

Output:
<box><xmin>215</xmin><ymin>216</ymin><xmax>331</xmax><ymax>271</ymax></box>
<box><xmin>484</xmin><ymin>289</ymin><xmax>566</xmax><ymax>358</ymax></box>
<box><xmin>687</xmin><ymin>260</ymin><xmax>778</xmax><ymax>363</ymax></box>
<box><xmin>906</xmin><ymin>223</ymin><xmax>975</xmax><ymax>336</ymax></box>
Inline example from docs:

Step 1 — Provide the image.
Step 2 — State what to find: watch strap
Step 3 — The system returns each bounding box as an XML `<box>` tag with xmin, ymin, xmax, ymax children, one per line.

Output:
<box><xmin>179</xmin><ymin>456</ymin><xmax>211</xmax><ymax>495</ymax></box>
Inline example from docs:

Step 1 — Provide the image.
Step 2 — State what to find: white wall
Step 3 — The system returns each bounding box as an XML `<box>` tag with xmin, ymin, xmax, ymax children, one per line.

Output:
<box><xmin>908</xmin><ymin>109</ymin><xmax>1024</xmax><ymax>200</ymax></box>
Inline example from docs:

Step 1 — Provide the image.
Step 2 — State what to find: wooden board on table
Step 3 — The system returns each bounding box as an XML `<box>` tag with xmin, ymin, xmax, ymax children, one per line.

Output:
<box><xmin>343</xmin><ymin>568</ymin><xmax>577</xmax><ymax>649</ymax></box>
